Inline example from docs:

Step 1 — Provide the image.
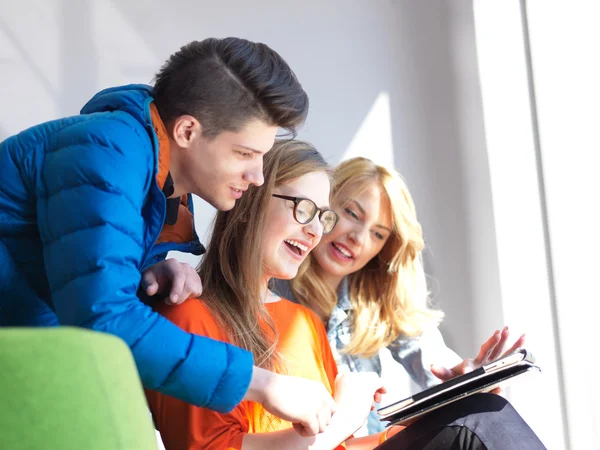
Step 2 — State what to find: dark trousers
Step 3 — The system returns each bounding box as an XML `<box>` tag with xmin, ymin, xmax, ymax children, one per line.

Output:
<box><xmin>377</xmin><ymin>394</ymin><xmax>546</xmax><ymax>450</ymax></box>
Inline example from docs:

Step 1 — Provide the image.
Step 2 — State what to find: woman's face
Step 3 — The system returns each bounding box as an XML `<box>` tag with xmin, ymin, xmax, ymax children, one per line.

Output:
<box><xmin>262</xmin><ymin>171</ymin><xmax>332</xmax><ymax>280</ymax></box>
<box><xmin>312</xmin><ymin>181</ymin><xmax>393</xmax><ymax>284</ymax></box>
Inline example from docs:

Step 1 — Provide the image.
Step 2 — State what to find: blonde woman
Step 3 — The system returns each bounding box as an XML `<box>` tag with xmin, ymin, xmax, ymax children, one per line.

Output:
<box><xmin>275</xmin><ymin>157</ymin><xmax>544</xmax><ymax>448</ymax></box>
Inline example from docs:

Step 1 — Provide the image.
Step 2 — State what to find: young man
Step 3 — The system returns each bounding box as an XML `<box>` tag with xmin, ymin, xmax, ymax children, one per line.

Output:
<box><xmin>0</xmin><ymin>38</ymin><xmax>334</xmax><ymax>435</ymax></box>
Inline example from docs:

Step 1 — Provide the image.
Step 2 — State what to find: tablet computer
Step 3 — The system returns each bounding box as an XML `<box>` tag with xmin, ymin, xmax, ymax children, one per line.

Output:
<box><xmin>377</xmin><ymin>348</ymin><xmax>540</xmax><ymax>426</ymax></box>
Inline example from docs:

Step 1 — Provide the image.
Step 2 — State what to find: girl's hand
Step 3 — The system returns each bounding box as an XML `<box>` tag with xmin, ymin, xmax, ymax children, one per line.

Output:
<box><xmin>430</xmin><ymin>327</ymin><xmax>525</xmax><ymax>393</ymax></box>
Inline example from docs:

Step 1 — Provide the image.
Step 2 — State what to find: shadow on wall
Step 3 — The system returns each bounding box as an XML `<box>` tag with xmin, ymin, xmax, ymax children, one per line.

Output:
<box><xmin>386</xmin><ymin>1</ymin><xmax>491</xmax><ymax>355</ymax></box>
<box><xmin>0</xmin><ymin>15</ymin><xmax>59</xmax><ymax>103</ymax></box>
<box><xmin>57</xmin><ymin>0</ymin><xmax>98</xmax><ymax>114</ymax></box>
<box><xmin>0</xmin><ymin>0</ymin><xmax>97</xmax><ymax>134</ymax></box>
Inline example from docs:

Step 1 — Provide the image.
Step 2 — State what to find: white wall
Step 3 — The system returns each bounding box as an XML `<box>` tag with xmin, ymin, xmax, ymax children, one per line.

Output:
<box><xmin>473</xmin><ymin>2</ymin><xmax>600</xmax><ymax>448</ymax></box>
<box><xmin>473</xmin><ymin>3</ymin><xmax>566</xmax><ymax>448</ymax></box>
<box><xmin>1</xmin><ymin>0</ymin><xmax>565</xmax><ymax>447</ymax></box>
<box><xmin>526</xmin><ymin>2</ymin><xmax>600</xmax><ymax>448</ymax></box>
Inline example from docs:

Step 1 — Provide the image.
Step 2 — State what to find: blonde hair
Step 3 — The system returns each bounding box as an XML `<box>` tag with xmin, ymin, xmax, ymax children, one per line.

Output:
<box><xmin>198</xmin><ymin>140</ymin><xmax>331</xmax><ymax>371</ymax></box>
<box><xmin>292</xmin><ymin>157</ymin><xmax>443</xmax><ymax>357</ymax></box>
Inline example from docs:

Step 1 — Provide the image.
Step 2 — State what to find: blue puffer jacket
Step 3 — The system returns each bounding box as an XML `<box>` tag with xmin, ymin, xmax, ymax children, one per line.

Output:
<box><xmin>0</xmin><ymin>84</ymin><xmax>253</xmax><ymax>412</ymax></box>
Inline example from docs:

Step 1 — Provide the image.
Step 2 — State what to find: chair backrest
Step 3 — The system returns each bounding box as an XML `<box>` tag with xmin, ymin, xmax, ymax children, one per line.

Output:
<box><xmin>0</xmin><ymin>327</ymin><xmax>158</xmax><ymax>450</ymax></box>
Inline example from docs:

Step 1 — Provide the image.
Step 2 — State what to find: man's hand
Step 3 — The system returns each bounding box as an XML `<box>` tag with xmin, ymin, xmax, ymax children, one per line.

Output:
<box><xmin>141</xmin><ymin>259</ymin><xmax>203</xmax><ymax>305</ymax></box>
<box><xmin>430</xmin><ymin>326</ymin><xmax>525</xmax><ymax>393</ymax></box>
<box><xmin>244</xmin><ymin>367</ymin><xmax>337</xmax><ymax>437</ymax></box>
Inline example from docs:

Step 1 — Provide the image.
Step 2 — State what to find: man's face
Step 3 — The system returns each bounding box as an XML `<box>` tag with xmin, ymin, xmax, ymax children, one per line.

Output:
<box><xmin>178</xmin><ymin>119</ymin><xmax>279</xmax><ymax>211</ymax></box>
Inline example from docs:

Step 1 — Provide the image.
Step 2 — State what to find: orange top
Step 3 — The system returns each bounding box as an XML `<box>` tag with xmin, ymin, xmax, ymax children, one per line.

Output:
<box><xmin>149</xmin><ymin>102</ymin><xmax>195</xmax><ymax>245</ymax></box>
<box><xmin>145</xmin><ymin>298</ymin><xmax>343</xmax><ymax>450</ymax></box>
<box><xmin>149</xmin><ymin>102</ymin><xmax>171</xmax><ymax>191</ymax></box>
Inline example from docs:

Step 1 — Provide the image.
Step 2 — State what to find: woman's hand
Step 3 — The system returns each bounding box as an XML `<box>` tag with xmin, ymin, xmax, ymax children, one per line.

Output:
<box><xmin>244</xmin><ymin>367</ymin><xmax>337</xmax><ymax>437</ymax></box>
<box><xmin>333</xmin><ymin>372</ymin><xmax>386</xmax><ymax>436</ymax></box>
<box><xmin>430</xmin><ymin>326</ymin><xmax>525</xmax><ymax>392</ymax></box>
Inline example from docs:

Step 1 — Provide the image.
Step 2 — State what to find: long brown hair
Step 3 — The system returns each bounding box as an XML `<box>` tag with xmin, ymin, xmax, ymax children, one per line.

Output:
<box><xmin>292</xmin><ymin>157</ymin><xmax>443</xmax><ymax>357</ymax></box>
<box><xmin>198</xmin><ymin>140</ymin><xmax>331</xmax><ymax>371</ymax></box>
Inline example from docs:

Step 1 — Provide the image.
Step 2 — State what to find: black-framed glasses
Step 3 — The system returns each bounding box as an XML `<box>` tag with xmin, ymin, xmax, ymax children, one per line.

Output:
<box><xmin>272</xmin><ymin>194</ymin><xmax>339</xmax><ymax>234</ymax></box>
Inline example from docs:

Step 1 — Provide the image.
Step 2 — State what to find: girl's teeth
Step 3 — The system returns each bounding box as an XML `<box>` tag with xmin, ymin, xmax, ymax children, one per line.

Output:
<box><xmin>334</xmin><ymin>243</ymin><xmax>351</xmax><ymax>257</ymax></box>
<box><xmin>285</xmin><ymin>240</ymin><xmax>308</xmax><ymax>252</ymax></box>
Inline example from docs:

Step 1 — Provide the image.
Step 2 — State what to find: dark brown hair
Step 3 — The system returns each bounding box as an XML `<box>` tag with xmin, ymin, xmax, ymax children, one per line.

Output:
<box><xmin>153</xmin><ymin>38</ymin><xmax>308</xmax><ymax>138</ymax></box>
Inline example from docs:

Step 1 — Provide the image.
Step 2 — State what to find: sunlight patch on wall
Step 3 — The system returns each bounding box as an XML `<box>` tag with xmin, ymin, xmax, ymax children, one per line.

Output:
<box><xmin>473</xmin><ymin>2</ymin><xmax>565</xmax><ymax>448</ymax></box>
<box><xmin>342</xmin><ymin>91</ymin><xmax>395</xmax><ymax>169</ymax></box>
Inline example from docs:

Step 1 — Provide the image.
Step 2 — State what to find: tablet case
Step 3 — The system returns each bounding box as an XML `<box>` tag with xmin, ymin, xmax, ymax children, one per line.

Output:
<box><xmin>378</xmin><ymin>349</ymin><xmax>540</xmax><ymax>426</ymax></box>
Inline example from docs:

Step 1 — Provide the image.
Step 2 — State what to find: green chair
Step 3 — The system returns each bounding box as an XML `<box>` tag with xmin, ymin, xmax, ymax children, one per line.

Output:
<box><xmin>0</xmin><ymin>327</ymin><xmax>158</xmax><ymax>450</ymax></box>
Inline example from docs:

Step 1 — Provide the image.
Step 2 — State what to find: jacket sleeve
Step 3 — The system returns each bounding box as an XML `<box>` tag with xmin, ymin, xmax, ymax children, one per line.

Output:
<box><xmin>36</xmin><ymin>115</ymin><xmax>252</xmax><ymax>412</ymax></box>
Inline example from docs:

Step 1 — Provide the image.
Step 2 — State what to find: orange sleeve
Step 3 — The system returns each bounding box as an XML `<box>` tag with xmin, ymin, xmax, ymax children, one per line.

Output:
<box><xmin>145</xmin><ymin>300</ymin><xmax>250</xmax><ymax>450</ymax></box>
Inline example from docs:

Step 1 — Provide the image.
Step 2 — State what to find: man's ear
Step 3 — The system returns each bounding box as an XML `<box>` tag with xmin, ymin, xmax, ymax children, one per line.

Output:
<box><xmin>171</xmin><ymin>115</ymin><xmax>203</xmax><ymax>149</ymax></box>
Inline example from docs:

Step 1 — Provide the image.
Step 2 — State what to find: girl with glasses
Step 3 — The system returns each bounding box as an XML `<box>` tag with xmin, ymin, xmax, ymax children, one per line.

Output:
<box><xmin>145</xmin><ymin>141</ymin><xmax>385</xmax><ymax>449</ymax></box>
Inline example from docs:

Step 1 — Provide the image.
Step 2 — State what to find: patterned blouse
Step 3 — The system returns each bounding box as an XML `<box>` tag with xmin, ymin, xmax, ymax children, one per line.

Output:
<box><xmin>272</xmin><ymin>278</ymin><xmax>461</xmax><ymax>436</ymax></box>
